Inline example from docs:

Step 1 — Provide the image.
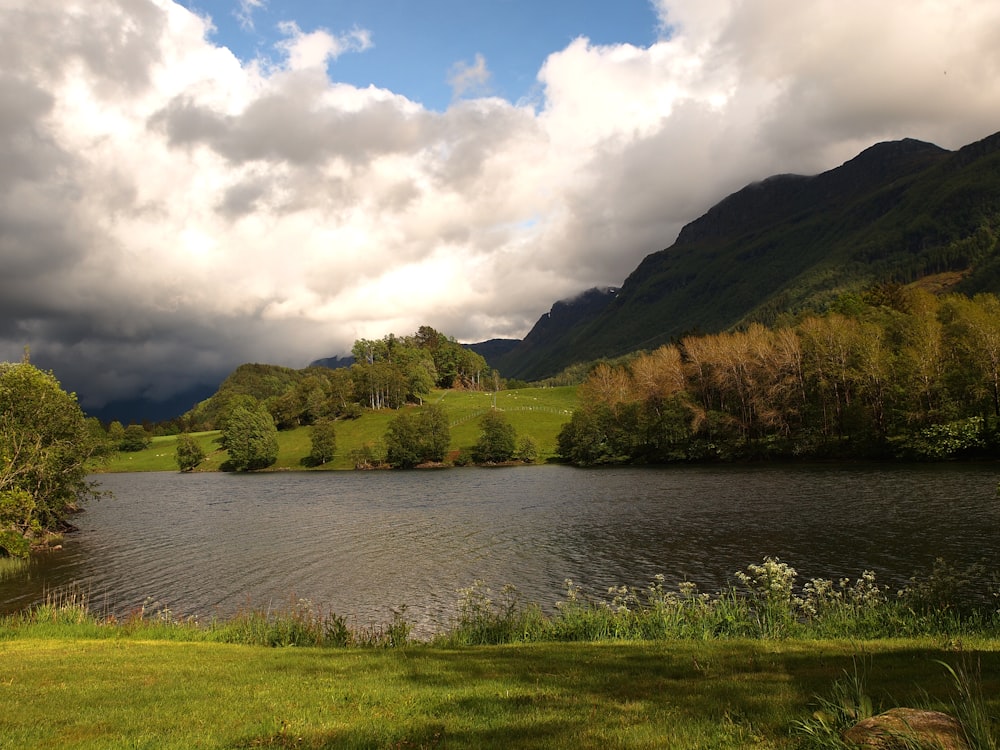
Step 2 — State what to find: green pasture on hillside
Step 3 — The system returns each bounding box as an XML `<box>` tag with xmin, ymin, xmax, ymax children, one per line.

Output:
<box><xmin>97</xmin><ymin>386</ymin><xmax>577</xmax><ymax>473</ymax></box>
<box><xmin>2</xmin><ymin>634</ymin><xmax>997</xmax><ymax>749</ymax></box>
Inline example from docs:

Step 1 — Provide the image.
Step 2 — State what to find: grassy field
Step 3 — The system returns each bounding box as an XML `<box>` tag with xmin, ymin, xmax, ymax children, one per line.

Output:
<box><xmin>97</xmin><ymin>386</ymin><xmax>577</xmax><ymax>473</ymax></box>
<box><xmin>2</xmin><ymin>631</ymin><xmax>997</xmax><ymax>749</ymax></box>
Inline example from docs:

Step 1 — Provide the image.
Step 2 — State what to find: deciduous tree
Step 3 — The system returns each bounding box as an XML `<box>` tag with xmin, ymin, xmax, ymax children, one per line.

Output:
<box><xmin>222</xmin><ymin>400</ymin><xmax>279</xmax><ymax>471</ymax></box>
<box><xmin>0</xmin><ymin>361</ymin><xmax>101</xmax><ymax>555</ymax></box>
<box><xmin>175</xmin><ymin>433</ymin><xmax>206</xmax><ymax>472</ymax></box>
<box><xmin>473</xmin><ymin>411</ymin><xmax>517</xmax><ymax>463</ymax></box>
<box><xmin>308</xmin><ymin>420</ymin><xmax>337</xmax><ymax>466</ymax></box>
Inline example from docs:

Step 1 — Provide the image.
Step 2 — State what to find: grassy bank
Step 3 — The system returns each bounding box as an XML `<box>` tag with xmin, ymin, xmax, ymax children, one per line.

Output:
<box><xmin>97</xmin><ymin>386</ymin><xmax>577</xmax><ymax>473</ymax></box>
<box><xmin>3</xmin><ymin>558</ymin><xmax>998</xmax><ymax>748</ymax></box>
<box><xmin>2</xmin><ymin>631</ymin><xmax>997</xmax><ymax>749</ymax></box>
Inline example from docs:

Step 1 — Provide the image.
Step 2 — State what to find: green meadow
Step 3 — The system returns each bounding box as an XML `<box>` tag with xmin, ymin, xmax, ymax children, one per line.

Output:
<box><xmin>98</xmin><ymin>386</ymin><xmax>577</xmax><ymax>473</ymax></box>
<box><xmin>1</xmin><ymin>628</ymin><xmax>997</xmax><ymax>749</ymax></box>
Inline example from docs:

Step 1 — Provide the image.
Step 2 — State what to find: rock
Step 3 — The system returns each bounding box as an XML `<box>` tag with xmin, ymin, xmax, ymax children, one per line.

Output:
<box><xmin>842</xmin><ymin>708</ymin><xmax>969</xmax><ymax>749</ymax></box>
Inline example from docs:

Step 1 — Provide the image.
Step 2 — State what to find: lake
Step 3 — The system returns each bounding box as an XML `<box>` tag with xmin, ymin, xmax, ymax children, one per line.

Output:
<box><xmin>2</xmin><ymin>463</ymin><xmax>998</xmax><ymax>636</ymax></box>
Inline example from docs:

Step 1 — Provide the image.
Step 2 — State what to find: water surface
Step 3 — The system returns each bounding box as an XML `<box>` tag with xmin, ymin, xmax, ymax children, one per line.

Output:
<box><xmin>2</xmin><ymin>464</ymin><xmax>997</xmax><ymax>635</ymax></box>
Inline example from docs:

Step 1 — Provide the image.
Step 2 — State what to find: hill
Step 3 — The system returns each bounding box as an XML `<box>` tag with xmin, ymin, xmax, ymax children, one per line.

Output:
<box><xmin>497</xmin><ymin>131</ymin><xmax>1000</xmax><ymax>380</ymax></box>
<box><xmin>99</xmin><ymin>386</ymin><xmax>578</xmax><ymax>472</ymax></box>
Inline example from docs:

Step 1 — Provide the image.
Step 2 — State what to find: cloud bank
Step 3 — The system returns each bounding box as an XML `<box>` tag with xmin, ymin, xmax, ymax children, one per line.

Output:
<box><xmin>1</xmin><ymin>0</ymin><xmax>999</xmax><ymax>410</ymax></box>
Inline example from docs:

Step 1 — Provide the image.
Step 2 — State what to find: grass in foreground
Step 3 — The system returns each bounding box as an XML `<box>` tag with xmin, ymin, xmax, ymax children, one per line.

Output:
<box><xmin>2</xmin><ymin>558</ymin><xmax>998</xmax><ymax>748</ymax></box>
<box><xmin>2</xmin><ymin>633</ymin><xmax>998</xmax><ymax>749</ymax></box>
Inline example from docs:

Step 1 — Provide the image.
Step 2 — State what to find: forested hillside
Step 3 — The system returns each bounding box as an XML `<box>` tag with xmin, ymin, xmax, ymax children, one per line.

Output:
<box><xmin>557</xmin><ymin>287</ymin><xmax>1000</xmax><ymax>464</ymax></box>
<box><xmin>499</xmin><ymin>131</ymin><xmax>1000</xmax><ymax>380</ymax></box>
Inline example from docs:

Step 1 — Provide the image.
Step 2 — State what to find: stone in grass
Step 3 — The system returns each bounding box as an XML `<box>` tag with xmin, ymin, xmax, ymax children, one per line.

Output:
<box><xmin>842</xmin><ymin>708</ymin><xmax>969</xmax><ymax>750</ymax></box>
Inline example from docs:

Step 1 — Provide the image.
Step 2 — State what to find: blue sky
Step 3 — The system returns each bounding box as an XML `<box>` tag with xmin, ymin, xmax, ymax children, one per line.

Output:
<box><xmin>179</xmin><ymin>0</ymin><xmax>661</xmax><ymax>110</ymax></box>
<box><xmin>3</xmin><ymin>0</ymin><xmax>999</xmax><ymax>410</ymax></box>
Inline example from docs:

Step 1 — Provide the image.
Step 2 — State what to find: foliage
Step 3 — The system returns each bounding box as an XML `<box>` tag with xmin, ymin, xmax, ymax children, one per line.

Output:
<box><xmin>174</xmin><ymin>433</ymin><xmax>205</xmax><ymax>472</ymax></box>
<box><xmin>306</xmin><ymin>419</ymin><xmax>337</xmax><ymax>466</ymax></box>
<box><xmin>435</xmin><ymin>558</ymin><xmax>1000</xmax><ymax>646</ymax></box>
<box><xmin>220</xmin><ymin>400</ymin><xmax>279</xmax><ymax>471</ymax></box>
<box><xmin>559</xmin><ymin>291</ymin><xmax>1000</xmax><ymax>465</ymax></box>
<box><xmin>119</xmin><ymin>423</ymin><xmax>151</xmax><ymax>452</ymax></box>
<box><xmin>472</xmin><ymin>410</ymin><xmax>517</xmax><ymax>463</ymax></box>
<box><xmin>515</xmin><ymin>435</ymin><xmax>539</xmax><ymax>463</ymax></box>
<box><xmin>384</xmin><ymin>404</ymin><xmax>450</xmax><ymax>468</ymax></box>
<box><xmin>891</xmin><ymin>416</ymin><xmax>987</xmax><ymax>459</ymax></box>
<box><xmin>0</xmin><ymin>360</ymin><xmax>102</xmax><ymax>556</ymax></box>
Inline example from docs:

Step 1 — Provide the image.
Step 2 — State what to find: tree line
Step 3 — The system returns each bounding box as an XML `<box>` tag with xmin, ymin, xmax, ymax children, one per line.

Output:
<box><xmin>179</xmin><ymin>325</ymin><xmax>490</xmax><ymax>434</ymax></box>
<box><xmin>170</xmin><ymin>326</ymin><xmax>502</xmax><ymax>472</ymax></box>
<box><xmin>558</xmin><ymin>288</ymin><xmax>1000</xmax><ymax>465</ymax></box>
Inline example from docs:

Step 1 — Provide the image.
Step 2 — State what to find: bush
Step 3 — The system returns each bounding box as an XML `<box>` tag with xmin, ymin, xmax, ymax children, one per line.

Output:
<box><xmin>175</xmin><ymin>434</ymin><xmax>206</xmax><ymax>472</ymax></box>
<box><xmin>119</xmin><ymin>424</ymin><xmax>151</xmax><ymax>452</ymax></box>
<box><xmin>515</xmin><ymin>435</ymin><xmax>539</xmax><ymax>463</ymax></box>
<box><xmin>472</xmin><ymin>410</ymin><xmax>517</xmax><ymax>463</ymax></box>
<box><xmin>308</xmin><ymin>420</ymin><xmax>337</xmax><ymax>466</ymax></box>
<box><xmin>384</xmin><ymin>405</ymin><xmax>449</xmax><ymax>468</ymax></box>
<box><xmin>221</xmin><ymin>401</ymin><xmax>279</xmax><ymax>471</ymax></box>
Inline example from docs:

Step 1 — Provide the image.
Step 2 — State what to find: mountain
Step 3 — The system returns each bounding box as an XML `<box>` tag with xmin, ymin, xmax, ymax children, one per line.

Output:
<box><xmin>497</xmin><ymin>131</ymin><xmax>1000</xmax><ymax>380</ymax></box>
<box><xmin>309</xmin><ymin>354</ymin><xmax>355</xmax><ymax>369</ymax></box>
<box><xmin>464</xmin><ymin>338</ymin><xmax>521</xmax><ymax>362</ymax></box>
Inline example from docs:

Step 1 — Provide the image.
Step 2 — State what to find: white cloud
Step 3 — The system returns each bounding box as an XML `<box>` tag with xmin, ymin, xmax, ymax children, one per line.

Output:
<box><xmin>448</xmin><ymin>53</ymin><xmax>492</xmax><ymax>100</ymax></box>
<box><xmin>1</xmin><ymin>0</ymin><xmax>999</xmax><ymax>408</ymax></box>
<box><xmin>235</xmin><ymin>0</ymin><xmax>266</xmax><ymax>31</ymax></box>
<box><xmin>275</xmin><ymin>21</ymin><xmax>373</xmax><ymax>71</ymax></box>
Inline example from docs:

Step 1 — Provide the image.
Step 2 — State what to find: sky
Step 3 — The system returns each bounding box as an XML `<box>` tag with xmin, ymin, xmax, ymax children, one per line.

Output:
<box><xmin>2</xmin><ymin>0</ymin><xmax>1000</xmax><ymax>414</ymax></box>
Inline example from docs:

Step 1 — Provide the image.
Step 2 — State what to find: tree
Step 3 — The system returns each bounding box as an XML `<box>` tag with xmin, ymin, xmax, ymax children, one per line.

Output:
<box><xmin>107</xmin><ymin>420</ymin><xmax>126</xmax><ymax>446</ymax></box>
<box><xmin>175</xmin><ymin>433</ymin><xmax>206</xmax><ymax>472</ymax></box>
<box><xmin>221</xmin><ymin>401</ymin><xmax>279</xmax><ymax>471</ymax></box>
<box><xmin>120</xmin><ymin>424</ymin><xmax>151</xmax><ymax>452</ymax></box>
<box><xmin>0</xmin><ymin>361</ymin><xmax>102</xmax><ymax>556</ymax></box>
<box><xmin>384</xmin><ymin>404</ymin><xmax>451</xmax><ymax>468</ymax></box>
<box><xmin>384</xmin><ymin>411</ymin><xmax>422</xmax><ymax>468</ymax></box>
<box><xmin>515</xmin><ymin>435</ymin><xmax>539</xmax><ymax>463</ymax></box>
<box><xmin>308</xmin><ymin>420</ymin><xmax>337</xmax><ymax>466</ymax></box>
<box><xmin>473</xmin><ymin>410</ymin><xmax>517</xmax><ymax>463</ymax></box>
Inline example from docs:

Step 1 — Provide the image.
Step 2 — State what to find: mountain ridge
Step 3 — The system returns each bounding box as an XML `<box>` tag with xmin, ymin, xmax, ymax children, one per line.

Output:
<box><xmin>495</xmin><ymin>130</ymin><xmax>1000</xmax><ymax>380</ymax></box>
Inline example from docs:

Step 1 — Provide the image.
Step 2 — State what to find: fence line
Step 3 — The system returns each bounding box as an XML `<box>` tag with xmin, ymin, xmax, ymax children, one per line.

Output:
<box><xmin>449</xmin><ymin>406</ymin><xmax>573</xmax><ymax>428</ymax></box>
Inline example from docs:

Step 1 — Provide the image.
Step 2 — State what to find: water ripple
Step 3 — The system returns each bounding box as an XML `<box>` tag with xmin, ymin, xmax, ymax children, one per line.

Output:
<box><xmin>2</xmin><ymin>464</ymin><xmax>998</xmax><ymax>636</ymax></box>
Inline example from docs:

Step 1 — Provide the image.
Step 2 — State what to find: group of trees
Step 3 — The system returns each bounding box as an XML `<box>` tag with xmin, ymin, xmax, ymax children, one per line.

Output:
<box><xmin>161</xmin><ymin>326</ymin><xmax>495</xmax><ymax>472</ymax></box>
<box><xmin>350</xmin><ymin>327</ymin><xmax>487</xmax><ymax>410</ymax></box>
<box><xmin>558</xmin><ymin>289</ymin><xmax>1000</xmax><ymax>465</ymax></box>
<box><xmin>180</xmin><ymin>326</ymin><xmax>491</xmax><ymax>435</ymax></box>
<box><xmin>0</xmin><ymin>358</ymin><xmax>103</xmax><ymax>556</ymax></box>
<box><xmin>377</xmin><ymin>405</ymin><xmax>536</xmax><ymax>469</ymax></box>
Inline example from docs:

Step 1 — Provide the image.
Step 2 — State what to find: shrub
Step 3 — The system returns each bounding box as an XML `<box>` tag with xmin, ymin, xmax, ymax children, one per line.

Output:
<box><xmin>175</xmin><ymin>433</ymin><xmax>205</xmax><ymax>472</ymax></box>
<box><xmin>472</xmin><ymin>410</ymin><xmax>517</xmax><ymax>463</ymax></box>
<box><xmin>119</xmin><ymin>424</ymin><xmax>151</xmax><ymax>452</ymax></box>
<box><xmin>307</xmin><ymin>419</ymin><xmax>337</xmax><ymax>466</ymax></box>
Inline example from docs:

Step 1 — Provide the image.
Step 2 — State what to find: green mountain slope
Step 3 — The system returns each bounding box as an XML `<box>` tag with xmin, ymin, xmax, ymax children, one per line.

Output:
<box><xmin>497</xmin><ymin>131</ymin><xmax>1000</xmax><ymax>380</ymax></box>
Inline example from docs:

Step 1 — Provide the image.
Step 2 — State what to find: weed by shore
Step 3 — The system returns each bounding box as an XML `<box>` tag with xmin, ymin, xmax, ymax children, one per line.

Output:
<box><xmin>4</xmin><ymin>557</ymin><xmax>997</xmax><ymax>648</ymax></box>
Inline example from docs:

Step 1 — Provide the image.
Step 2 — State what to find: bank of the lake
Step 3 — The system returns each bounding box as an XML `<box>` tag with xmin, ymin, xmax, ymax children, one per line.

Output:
<box><xmin>2</xmin><ymin>631</ymin><xmax>998</xmax><ymax>750</ymax></box>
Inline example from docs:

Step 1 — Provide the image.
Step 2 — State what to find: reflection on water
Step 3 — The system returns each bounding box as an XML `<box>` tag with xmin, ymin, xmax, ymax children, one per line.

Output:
<box><xmin>2</xmin><ymin>463</ymin><xmax>998</xmax><ymax>635</ymax></box>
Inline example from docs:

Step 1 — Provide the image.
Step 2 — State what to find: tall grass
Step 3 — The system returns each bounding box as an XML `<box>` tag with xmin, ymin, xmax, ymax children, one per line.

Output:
<box><xmin>438</xmin><ymin>558</ymin><xmax>1000</xmax><ymax>646</ymax></box>
<box><xmin>4</xmin><ymin>557</ymin><xmax>998</xmax><ymax>648</ymax></box>
<box><xmin>0</xmin><ymin>555</ymin><xmax>29</xmax><ymax>581</ymax></box>
<box><xmin>794</xmin><ymin>656</ymin><xmax>999</xmax><ymax>750</ymax></box>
